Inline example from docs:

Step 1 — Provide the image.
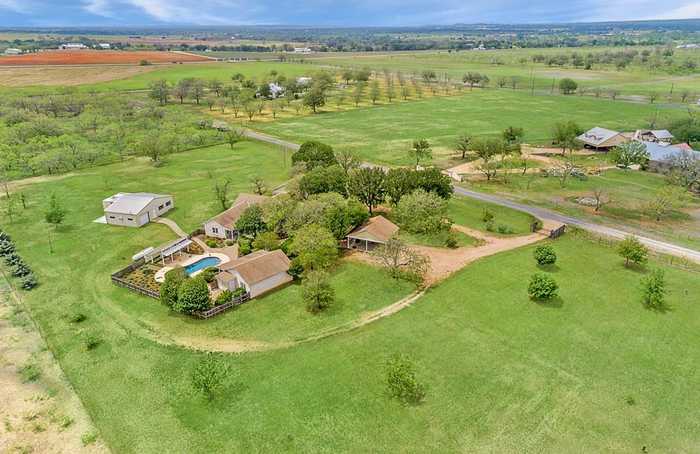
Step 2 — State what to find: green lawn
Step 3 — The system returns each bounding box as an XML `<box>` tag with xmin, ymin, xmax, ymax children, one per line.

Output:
<box><xmin>253</xmin><ymin>89</ymin><xmax>684</xmax><ymax>167</ymax></box>
<box><xmin>125</xmin><ymin>260</ymin><xmax>415</xmax><ymax>344</ymax></box>
<box><xmin>448</xmin><ymin>197</ymin><xmax>536</xmax><ymax>235</ymax></box>
<box><xmin>5</xmin><ymin>193</ymin><xmax>700</xmax><ymax>453</ymax></box>
<box><xmin>464</xmin><ymin>169</ymin><xmax>700</xmax><ymax>249</ymax></box>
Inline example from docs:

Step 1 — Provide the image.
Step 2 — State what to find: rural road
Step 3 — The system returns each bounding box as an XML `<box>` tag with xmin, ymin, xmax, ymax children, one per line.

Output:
<box><xmin>242</xmin><ymin>129</ymin><xmax>700</xmax><ymax>264</ymax></box>
<box><xmin>454</xmin><ymin>187</ymin><xmax>700</xmax><ymax>264</ymax></box>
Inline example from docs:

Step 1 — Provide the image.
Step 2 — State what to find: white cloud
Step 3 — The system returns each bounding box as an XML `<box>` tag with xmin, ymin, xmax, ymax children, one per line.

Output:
<box><xmin>0</xmin><ymin>0</ymin><xmax>27</xmax><ymax>12</ymax></box>
<box><xmin>83</xmin><ymin>0</ymin><xmax>114</xmax><ymax>17</ymax></box>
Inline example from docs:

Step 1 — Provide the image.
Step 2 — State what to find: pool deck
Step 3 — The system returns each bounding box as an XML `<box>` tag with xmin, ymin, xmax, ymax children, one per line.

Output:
<box><xmin>154</xmin><ymin>252</ymin><xmax>231</xmax><ymax>283</ymax></box>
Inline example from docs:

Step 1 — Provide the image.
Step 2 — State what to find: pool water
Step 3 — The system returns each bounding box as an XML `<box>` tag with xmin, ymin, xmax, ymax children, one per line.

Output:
<box><xmin>184</xmin><ymin>257</ymin><xmax>221</xmax><ymax>275</ymax></box>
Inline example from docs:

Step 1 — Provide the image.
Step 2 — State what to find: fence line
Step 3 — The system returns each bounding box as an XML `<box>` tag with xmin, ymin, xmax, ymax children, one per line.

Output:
<box><xmin>195</xmin><ymin>293</ymin><xmax>250</xmax><ymax>319</ymax></box>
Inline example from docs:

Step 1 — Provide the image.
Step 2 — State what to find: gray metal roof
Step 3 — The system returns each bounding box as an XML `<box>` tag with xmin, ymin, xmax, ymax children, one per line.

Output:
<box><xmin>577</xmin><ymin>127</ymin><xmax>621</xmax><ymax>147</ymax></box>
<box><xmin>643</xmin><ymin>141</ymin><xmax>700</xmax><ymax>163</ymax></box>
<box><xmin>103</xmin><ymin>193</ymin><xmax>171</xmax><ymax>215</ymax></box>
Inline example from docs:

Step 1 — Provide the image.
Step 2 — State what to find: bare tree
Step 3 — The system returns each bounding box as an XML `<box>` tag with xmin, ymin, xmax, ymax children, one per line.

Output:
<box><xmin>592</xmin><ymin>188</ymin><xmax>607</xmax><ymax>212</ymax></box>
<box><xmin>213</xmin><ymin>177</ymin><xmax>233</xmax><ymax>211</ymax></box>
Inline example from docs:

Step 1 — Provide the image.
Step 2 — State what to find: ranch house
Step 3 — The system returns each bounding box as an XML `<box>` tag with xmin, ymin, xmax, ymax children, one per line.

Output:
<box><xmin>204</xmin><ymin>193</ymin><xmax>269</xmax><ymax>240</ymax></box>
<box><xmin>215</xmin><ymin>249</ymin><xmax>292</xmax><ymax>298</ymax></box>
<box><xmin>103</xmin><ymin>193</ymin><xmax>174</xmax><ymax>227</ymax></box>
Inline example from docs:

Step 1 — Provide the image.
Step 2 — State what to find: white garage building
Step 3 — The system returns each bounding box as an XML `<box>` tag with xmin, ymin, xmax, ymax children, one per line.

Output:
<box><xmin>102</xmin><ymin>193</ymin><xmax>174</xmax><ymax>227</ymax></box>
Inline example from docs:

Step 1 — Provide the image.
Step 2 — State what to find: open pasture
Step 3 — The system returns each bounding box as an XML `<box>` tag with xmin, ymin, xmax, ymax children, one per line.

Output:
<box><xmin>307</xmin><ymin>48</ymin><xmax>700</xmax><ymax>98</ymax></box>
<box><xmin>253</xmin><ymin>89</ymin><xmax>684</xmax><ymax>167</ymax></box>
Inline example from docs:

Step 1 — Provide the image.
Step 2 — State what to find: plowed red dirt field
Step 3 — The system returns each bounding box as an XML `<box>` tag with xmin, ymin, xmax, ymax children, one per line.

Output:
<box><xmin>0</xmin><ymin>50</ymin><xmax>211</xmax><ymax>65</ymax></box>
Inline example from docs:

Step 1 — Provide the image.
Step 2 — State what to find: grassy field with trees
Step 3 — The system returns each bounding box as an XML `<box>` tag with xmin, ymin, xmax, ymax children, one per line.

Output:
<box><xmin>253</xmin><ymin>89</ymin><xmax>685</xmax><ymax>167</ymax></box>
<box><xmin>3</xmin><ymin>171</ymin><xmax>700</xmax><ymax>452</ymax></box>
<box><xmin>305</xmin><ymin>47</ymin><xmax>700</xmax><ymax>98</ymax></box>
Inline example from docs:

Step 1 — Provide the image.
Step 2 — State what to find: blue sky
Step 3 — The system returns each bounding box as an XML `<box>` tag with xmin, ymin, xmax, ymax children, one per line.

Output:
<box><xmin>0</xmin><ymin>0</ymin><xmax>698</xmax><ymax>27</ymax></box>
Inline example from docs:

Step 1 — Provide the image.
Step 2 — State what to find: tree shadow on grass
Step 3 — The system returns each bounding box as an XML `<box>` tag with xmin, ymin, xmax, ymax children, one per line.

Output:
<box><xmin>536</xmin><ymin>264</ymin><xmax>560</xmax><ymax>273</ymax></box>
<box><xmin>532</xmin><ymin>296</ymin><xmax>563</xmax><ymax>309</ymax></box>
<box><xmin>622</xmin><ymin>262</ymin><xmax>649</xmax><ymax>275</ymax></box>
<box><xmin>644</xmin><ymin>301</ymin><xmax>672</xmax><ymax>314</ymax></box>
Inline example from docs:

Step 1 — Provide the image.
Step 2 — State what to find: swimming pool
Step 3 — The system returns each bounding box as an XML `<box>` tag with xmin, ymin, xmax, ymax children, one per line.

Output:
<box><xmin>184</xmin><ymin>256</ymin><xmax>221</xmax><ymax>275</ymax></box>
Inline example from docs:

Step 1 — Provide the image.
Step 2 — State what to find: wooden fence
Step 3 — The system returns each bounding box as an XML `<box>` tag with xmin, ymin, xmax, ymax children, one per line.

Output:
<box><xmin>110</xmin><ymin>260</ymin><xmax>160</xmax><ymax>299</ymax></box>
<box><xmin>195</xmin><ymin>292</ymin><xmax>250</xmax><ymax>319</ymax></box>
<box><xmin>549</xmin><ymin>225</ymin><xmax>566</xmax><ymax>239</ymax></box>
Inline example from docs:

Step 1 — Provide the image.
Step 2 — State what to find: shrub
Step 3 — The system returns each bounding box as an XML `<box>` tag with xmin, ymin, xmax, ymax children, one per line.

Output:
<box><xmin>174</xmin><ymin>277</ymin><xmax>210</xmax><ymax>315</ymax></box>
<box><xmin>0</xmin><ymin>239</ymin><xmax>15</xmax><ymax>256</ymax></box>
<box><xmin>238</xmin><ymin>238</ymin><xmax>252</xmax><ymax>256</ymax></box>
<box><xmin>641</xmin><ymin>269</ymin><xmax>666</xmax><ymax>310</ymax></box>
<box><xmin>445</xmin><ymin>231</ymin><xmax>459</xmax><ymax>249</ymax></box>
<box><xmin>485</xmin><ymin>220</ymin><xmax>495</xmax><ymax>232</ymax></box>
<box><xmin>533</xmin><ymin>245</ymin><xmax>557</xmax><ymax>266</ymax></box>
<box><xmin>205</xmin><ymin>239</ymin><xmax>218</xmax><ymax>248</ymax></box>
<box><xmin>528</xmin><ymin>273</ymin><xmax>559</xmax><ymax>300</ymax></box>
<box><xmin>288</xmin><ymin>257</ymin><xmax>304</xmax><ymax>279</ymax></box>
<box><xmin>192</xmin><ymin>353</ymin><xmax>229</xmax><ymax>401</ymax></box>
<box><xmin>232</xmin><ymin>287</ymin><xmax>247</xmax><ymax>298</ymax></box>
<box><xmin>482</xmin><ymin>209</ymin><xmax>494</xmax><ymax>223</ymax></box>
<box><xmin>12</xmin><ymin>263</ymin><xmax>31</xmax><ymax>277</ymax></box>
<box><xmin>21</xmin><ymin>273</ymin><xmax>38</xmax><ymax>290</ymax></box>
<box><xmin>160</xmin><ymin>266</ymin><xmax>186</xmax><ymax>309</ymax></box>
<box><xmin>225</xmin><ymin>240</ymin><xmax>235</xmax><ymax>246</ymax></box>
<box><xmin>496</xmin><ymin>224</ymin><xmax>514</xmax><ymax>234</ymax></box>
<box><xmin>215</xmin><ymin>290</ymin><xmax>233</xmax><ymax>306</ymax></box>
<box><xmin>617</xmin><ymin>236</ymin><xmax>648</xmax><ymax>267</ymax></box>
<box><xmin>81</xmin><ymin>332</ymin><xmax>102</xmax><ymax>351</ymax></box>
<box><xmin>200</xmin><ymin>266</ymin><xmax>219</xmax><ymax>283</ymax></box>
<box><xmin>385</xmin><ymin>354</ymin><xmax>426</xmax><ymax>405</ymax></box>
<box><xmin>302</xmin><ymin>271</ymin><xmax>335</xmax><ymax>314</ymax></box>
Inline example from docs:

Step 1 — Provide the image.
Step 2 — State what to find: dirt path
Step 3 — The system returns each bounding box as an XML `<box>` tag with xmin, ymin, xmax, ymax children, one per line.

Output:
<box><xmin>0</xmin><ymin>272</ymin><xmax>107</xmax><ymax>453</ymax></box>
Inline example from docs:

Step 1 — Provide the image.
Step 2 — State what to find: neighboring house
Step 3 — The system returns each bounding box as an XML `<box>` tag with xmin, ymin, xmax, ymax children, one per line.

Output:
<box><xmin>60</xmin><ymin>43</ymin><xmax>88</xmax><ymax>50</ymax></box>
<box><xmin>345</xmin><ymin>215</ymin><xmax>399</xmax><ymax>252</ymax></box>
<box><xmin>296</xmin><ymin>77</ymin><xmax>312</xmax><ymax>86</ymax></box>
<box><xmin>642</xmin><ymin>141</ymin><xmax>700</xmax><ymax>172</ymax></box>
<box><xmin>577</xmin><ymin>127</ymin><xmax>628</xmax><ymax>150</ymax></box>
<box><xmin>3</xmin><ymin>48</ymin><xmax>22</xmax><ymax>55</ymax></box>
<box><xmin>293</xmin><ymin>47</ymin><xmax>312</xmax><ymax>53</ymax></box>
<box><xmin>97</xmin><ymin>43</ymin><xmax>111</xmax><ymax>49</ymax></box>
<box><xmin>634</xmin><ymin>129</ymin><xmax>674</xmax><ymax>144</ymax></box>
<box><xmin>103</xmin><ymin>193</ymin><xmax>174</xmax><ymax>227</ymax></box>
<box><xmin>203</xmin><ymin>193</ymin><xmax>269</xmax><ymax>240</ymax></box>
<box><xmin>215</xmin><ymin>249</ymin><xmax>292</xmax><ymax>298</ymax></box>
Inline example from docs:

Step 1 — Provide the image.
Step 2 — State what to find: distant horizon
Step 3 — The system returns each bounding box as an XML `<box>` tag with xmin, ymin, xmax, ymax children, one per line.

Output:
<box><xmin>1</xmin><ymin>18</ymin><xmax>700</xmax><ymax>31</ymax></box>
<box><xmin>1</xmin><ymin>0</ymin><xmax>699</xmax><ymax>28</ymax></box>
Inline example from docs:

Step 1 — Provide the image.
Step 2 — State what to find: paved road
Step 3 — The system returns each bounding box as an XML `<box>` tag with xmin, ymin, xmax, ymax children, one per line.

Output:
<box><xmin>243</xmin><ymin>130</ymin><xmax>300</xmax><ymax>151</ymax></box>
<box><xmin>242</xmin><ymin>128</ymin><xmax>700</xmax><ymax>263</ymax></box>
<box><xmin>454</xmin><ymin>187</ymin><xmax>700</xmax><ymax>264</ymax></box>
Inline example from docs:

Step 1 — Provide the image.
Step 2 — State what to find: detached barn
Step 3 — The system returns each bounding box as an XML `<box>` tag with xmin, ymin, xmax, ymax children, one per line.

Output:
<box><xmin>345</xmin><ymin>215</ymin><xmax>399</xmax><ymax>252</ymax></box>
<box><xmin>577</xmin><ymin>127</ymin><xmax>628</xmax><ymax>150</ymax></box>
<box><xmin>102</xmin><ymin>193</ymin><xmax>173</xmax><ymax>227</ymax></box>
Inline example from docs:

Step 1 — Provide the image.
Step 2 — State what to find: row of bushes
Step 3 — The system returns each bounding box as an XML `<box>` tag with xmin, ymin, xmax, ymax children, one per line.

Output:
<box><xmin>0</xmin><ymin>229</ymin><xmax>38</xmax><ymax>290</ymax></box>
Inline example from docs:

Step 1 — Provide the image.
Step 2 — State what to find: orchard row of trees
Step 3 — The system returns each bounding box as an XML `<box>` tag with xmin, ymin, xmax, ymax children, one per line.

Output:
<box><xmin>0</xmin><ymin>91</ymin><xmax>222</xmax><ymax>179</ymax></box>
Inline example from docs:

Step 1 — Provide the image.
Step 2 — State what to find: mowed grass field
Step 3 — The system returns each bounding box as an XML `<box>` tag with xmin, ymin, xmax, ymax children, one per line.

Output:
<box><xmin>4</xmin><ymin>163</ymin><xmax>700</xmax><ymax>454</ymax></box>
<box><xmin>467</xmin><ymin>169</ymin><xmax>700</xmax><ymax>250</ymax></box>
<box><xmin>307</xmin><ymin>48</ymin><xmax>700</xmax><ymax>97</ymax></box>
<box><xmin>254</xmin><ymin>89</ymin><xmax>685</xmax><ymax>167</ymax></box>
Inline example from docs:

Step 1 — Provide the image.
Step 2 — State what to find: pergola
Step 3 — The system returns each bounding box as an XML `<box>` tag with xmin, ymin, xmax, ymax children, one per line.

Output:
<box><xmin>144</xmin><ymin>237</ymin><xmax>193</xmax><ymax>264</ymax></box>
